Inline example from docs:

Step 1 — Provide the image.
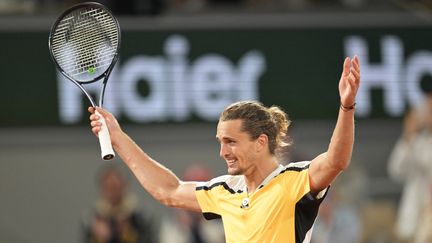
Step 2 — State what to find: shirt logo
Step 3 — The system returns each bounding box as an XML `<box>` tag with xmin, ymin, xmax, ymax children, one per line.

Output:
<box><xmin>241</xmin><ymin>198</ymin><xmax>250</xmax><ymax>209</ymax></box>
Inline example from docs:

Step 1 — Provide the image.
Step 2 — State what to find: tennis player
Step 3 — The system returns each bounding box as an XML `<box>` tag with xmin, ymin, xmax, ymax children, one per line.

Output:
<box><xmin>88</xmin><ymin>56</ymin><xmax>360</xmax><ymax>243</ymax></box>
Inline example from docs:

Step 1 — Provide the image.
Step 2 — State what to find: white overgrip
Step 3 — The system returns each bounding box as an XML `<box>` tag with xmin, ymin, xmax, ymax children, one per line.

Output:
<box><xmin>95</xmin><ymin>110</ymin><xmax>115</xmax><ymax>160</ymax></box>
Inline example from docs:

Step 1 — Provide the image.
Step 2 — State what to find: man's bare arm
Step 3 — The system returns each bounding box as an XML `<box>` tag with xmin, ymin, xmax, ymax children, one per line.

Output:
<box><xmin>89</xmin><ymin>107</ymin><xmax>201</xmax><ymax>212</ymax></box>
<box><xmin>309</xmin><ymin>56</ymin><xmax>360</xmax><ymax>193</ymax></box>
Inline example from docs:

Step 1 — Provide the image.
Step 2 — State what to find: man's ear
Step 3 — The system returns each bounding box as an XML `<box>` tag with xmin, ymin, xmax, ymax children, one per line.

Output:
<box><xmin>256</xmin><ymin>134</ymin><xmax>269</xmax><ymax>152</ymax></box>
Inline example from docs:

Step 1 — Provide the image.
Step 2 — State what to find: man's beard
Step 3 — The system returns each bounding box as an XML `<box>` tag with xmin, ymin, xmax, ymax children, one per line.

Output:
<box><xmin>227</xmin><ymin>167</ymin><xmax>243</xmax><ymax>176</ymax></box>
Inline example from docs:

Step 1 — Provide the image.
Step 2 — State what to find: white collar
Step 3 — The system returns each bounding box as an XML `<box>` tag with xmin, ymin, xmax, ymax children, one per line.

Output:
<box><xmin>244</xmin><ymin>164</ymin><xmax>285</xmax><ymax>193</ymax></box>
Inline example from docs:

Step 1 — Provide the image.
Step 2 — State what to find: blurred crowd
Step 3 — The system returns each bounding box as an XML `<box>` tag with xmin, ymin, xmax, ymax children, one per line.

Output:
<box><xmin>11</xmin><ymin>0</ymin><xmax>429</xmax><ymax>238</ymax></box>
<box><xmin>81</xmin><ymin>164</ymin><xmax>225</xmax><ymax>243</ymax></box>
<box><xmin>387</xmin><ymin>78</ymin><xmax>432</xmax><ymax>243</ymax></box>
<box><xmin>80</xmin><ymin>77</ymin><xmax>432</xmax><ymax>243</ymax></box>
<box><xmin>82</xmin><ymin>79</ymin><xmax>432</xmax><ymax>243</ymax></box>
<box><xmin>1</xmin><ymin>0</ymin><xmax>430</xmax><ymax>15</ymax></box>
<box><xmin>312</xmin><ymin>78</ymin><xmax>432</xmax><ymax>243</ymax></box>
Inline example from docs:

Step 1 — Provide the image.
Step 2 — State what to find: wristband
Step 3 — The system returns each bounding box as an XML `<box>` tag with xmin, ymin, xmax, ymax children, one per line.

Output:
<box><xmin>340</xmin><ymin>102</ymin><xmax>356</xmax><ymax>111</ymax></box>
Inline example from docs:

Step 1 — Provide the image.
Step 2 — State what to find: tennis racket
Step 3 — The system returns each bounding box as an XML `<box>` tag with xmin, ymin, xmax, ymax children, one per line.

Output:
<box><xmin>48</xmin><ymin>2</ymin><xmax>121</xmax><ymax>160</ymax></box>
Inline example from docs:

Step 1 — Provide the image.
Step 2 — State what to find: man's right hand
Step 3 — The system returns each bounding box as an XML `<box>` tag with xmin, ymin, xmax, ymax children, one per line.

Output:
<box><xmin>88</xmin><ymin>107</ymin><xmax>122</xmax><ymax>145</ymax></box>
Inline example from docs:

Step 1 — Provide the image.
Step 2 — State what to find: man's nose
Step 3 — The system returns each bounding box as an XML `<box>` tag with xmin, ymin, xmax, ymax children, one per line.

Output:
<box><xmin>220</xmin><ymin>143</ymin><xmax>228</xmax><ymax>158</ymax></box>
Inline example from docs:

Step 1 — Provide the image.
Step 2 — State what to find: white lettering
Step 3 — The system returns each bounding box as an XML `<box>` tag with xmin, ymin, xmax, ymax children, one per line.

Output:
<box><xmin>164</xmin><ymin>35</ymin><xmax>190</xmax><ymax>121</ymax></box>
<box><xmin>345</xmin><ymin>35</ymin><xmax>432</xmax><ymax>117</ymax></box>
<box><xmin>58</xmin><ymin>34</ymin><xmax>265</xmax><ymax>124</ymax></box>
<box><xmin>119</xmin><ymin>56</ymin><xmax>166</xmax><ymax>122</ymax></box>
<box><xmin>58</xmin><ymin>73</ymin><xmax>82</xmax><ymax>124</ymax></box>
<box><xmin>236</xmin><ymin>50</ymin><xmax>266</xmax><ymax>101</ymax></box>
<box><xmin>405</xmin><ymin>51</ymin><xmax>432</xmax><ymax>108</ymax></box>
<box><xmin>345</xmin><ymin>36</ymin><xmax>404</xmax><ymax>117</ymax></box>
<box><xmin>191</xmin><ymin>54</ymin><xmax>234</xmax><ymax>120</ymax></box>
<box><xmin>57</xmin><ymin>68</ymin><xmax>119</xmax><ymax>123</ymax></box>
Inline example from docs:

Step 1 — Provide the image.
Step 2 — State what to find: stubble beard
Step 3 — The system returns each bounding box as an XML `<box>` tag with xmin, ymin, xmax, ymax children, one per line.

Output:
<box><xmin>227</xmin><ymin>167</ymin><xmax>243</xmax><ymax>176</ymax></box>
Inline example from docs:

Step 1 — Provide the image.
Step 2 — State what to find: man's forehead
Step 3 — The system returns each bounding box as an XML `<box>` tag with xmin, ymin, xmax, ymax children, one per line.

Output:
<box><xmin>216</xmin><ymin>120</ymin><xmax>243</xmax><ymax>136</ymax></box>
<box><xmin>217</xmin><ymin>119</ymin><xmax>242</xmax><ymax>129</ymax></box>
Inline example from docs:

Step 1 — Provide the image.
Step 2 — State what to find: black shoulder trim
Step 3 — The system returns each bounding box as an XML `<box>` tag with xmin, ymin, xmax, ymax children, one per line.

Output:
<box><xmin>196</xmin><ymin>182</ymin><xmax>242</xmax><ymax>194</ymax></box>
<box><xmin>203</xmin><ymin>212</ymin><xmax>222</xmax><ymax>220</ymax></box>
<box><xmin>256</xmin><ymin>164</ymin><xmax>311</xmax><ymax>190</ymax></box>
<box><xmin>281</xmin><ymin>163</ymin><xmax>310</xmax><ymax>174</ymax></box>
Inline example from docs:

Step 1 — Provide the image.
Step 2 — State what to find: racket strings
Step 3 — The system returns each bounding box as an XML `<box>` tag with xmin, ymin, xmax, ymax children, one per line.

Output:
<box><xmin>54</xmin><ymin>12</ymin><xmax>116</xmax><ymax>72</ymax></box>
<box><xmin>51</xmin><ymin>8</ymin><xmax>117</xmax><ymax>49</ymax></box>
<box><xmin>51</xmin><ymin>7</ymin><xmax>119</xmax><ymax>81</ymax></box>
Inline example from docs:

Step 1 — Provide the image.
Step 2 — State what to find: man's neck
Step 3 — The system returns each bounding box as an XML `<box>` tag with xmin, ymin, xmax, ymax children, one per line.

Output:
<box><xmin>244</xmin><ymin>157</ymin><xmax>279</xmax><ymax>194</ymax></box>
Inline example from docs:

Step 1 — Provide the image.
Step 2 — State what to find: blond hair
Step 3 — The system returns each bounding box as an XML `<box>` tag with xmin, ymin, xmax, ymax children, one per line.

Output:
<box><xmin>219</xmin><ymin>101</ymin><xmax>291</xmax><ymax>156</ymax></box>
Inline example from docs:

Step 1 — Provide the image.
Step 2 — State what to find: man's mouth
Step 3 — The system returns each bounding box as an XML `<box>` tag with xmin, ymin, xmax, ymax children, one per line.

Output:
<box><xmin>226</xmin><ymin>159</ymin><xmax>237</xmax><ymax>166</ymax></box>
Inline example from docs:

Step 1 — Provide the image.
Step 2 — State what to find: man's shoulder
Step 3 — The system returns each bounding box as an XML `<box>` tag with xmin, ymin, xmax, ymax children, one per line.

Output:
<box><xmin>196</xmin><ymin>174</ymin><xmax>245</xmax><ymax>194</ymax></box>
<box><xmin>283</xmin><ymin>161</ymin><xmax>311</xmax><ymax>172</ymax></box>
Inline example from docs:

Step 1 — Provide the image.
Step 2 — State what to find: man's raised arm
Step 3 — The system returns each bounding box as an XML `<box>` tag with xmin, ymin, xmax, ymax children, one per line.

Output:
<box><xmin>309</xmin><ymin>56</ymin><xmax>361</xmax><ymax>193</ymax></box>
<box><xmin>89</xmin><ymin>107</ymin><xmax>202</xmax><ymax>212</ymax></box>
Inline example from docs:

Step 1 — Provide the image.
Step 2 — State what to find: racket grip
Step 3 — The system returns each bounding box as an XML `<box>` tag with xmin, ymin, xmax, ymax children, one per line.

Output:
<box><xmin>95</xmin><ymin>110</ymin><xmax>115</xmax><ymax>160</ymax></box>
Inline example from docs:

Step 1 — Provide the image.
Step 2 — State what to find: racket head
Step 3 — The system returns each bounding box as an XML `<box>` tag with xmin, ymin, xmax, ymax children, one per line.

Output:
<box><xmin>48</xmin><ymin>2</ymin><xmax>121</xmax><ymax>84</ymax></box>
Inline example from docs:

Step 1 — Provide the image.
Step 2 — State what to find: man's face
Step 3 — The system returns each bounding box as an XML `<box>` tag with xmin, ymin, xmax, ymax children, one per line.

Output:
<box><xmin>101</xmin><ymin>171</ymin><xmax>126</xmax><ymax>206</ymax></box>
<box><xmin>216</xmin><ymin>119</ymin><xmax>258</xmax><ymax>175</ymax></box>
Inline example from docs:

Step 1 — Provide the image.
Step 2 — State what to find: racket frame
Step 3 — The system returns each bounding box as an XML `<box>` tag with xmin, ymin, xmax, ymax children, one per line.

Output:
<box><xmin>48</xmin><ymin>2</ymin><xmax>121</xmax><ymax>160</ymax></box>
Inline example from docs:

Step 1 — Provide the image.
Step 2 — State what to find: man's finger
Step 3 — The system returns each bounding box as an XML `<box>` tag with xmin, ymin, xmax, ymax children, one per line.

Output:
<box><xmin>90</xmin><ymin>114</ymin><xmax>99</xmax><ymax>121</ymax></box>
<box><xmin>342</xmin><ymin>57</ymin><xmax>351</xmax><ymax>77</ymax></box>
<box><xmin>92</xmin><ymin>127</ymin><xmax>100</xmax><ymax>136</ymax></box>
<box><xmin>95</xmin><ymin>107</ymin><xmax>110</xmax><ymax>117</ymax></box>
<box><xmin>351</xmin><ymin>58</ymin><xmax>360</xmax><ymax>71</ymax></box>
<box><xmin>351</xmin><ymin>68</ymin><xmax>360</xmax><ymax>81</ymax></box>
<box><xmin>91</xmin><ymin>121</ymin><xmax>101</xmax><ymax>127</ymax></box>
